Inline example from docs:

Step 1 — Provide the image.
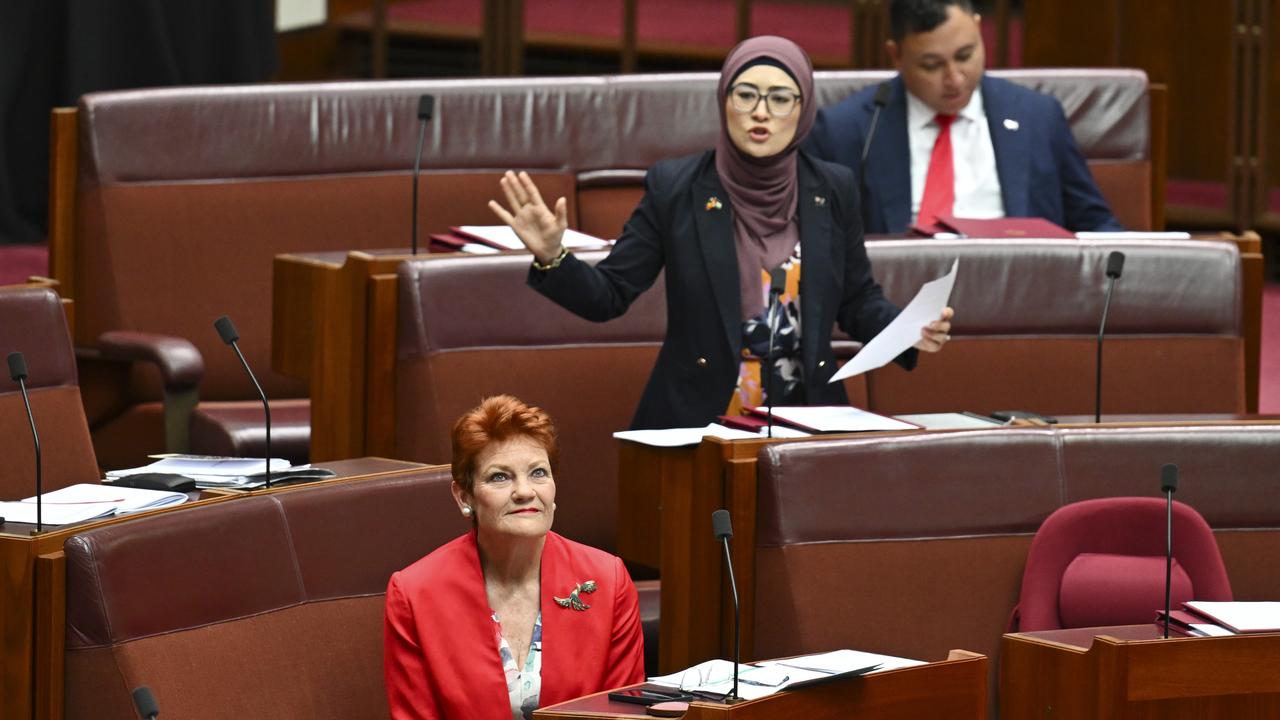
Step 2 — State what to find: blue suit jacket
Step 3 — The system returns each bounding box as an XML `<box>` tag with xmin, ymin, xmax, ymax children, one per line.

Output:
<box><xmin>807</xmin><ymin>75</ymin><xmax>1123</xmax><ymax>234</ymax></box>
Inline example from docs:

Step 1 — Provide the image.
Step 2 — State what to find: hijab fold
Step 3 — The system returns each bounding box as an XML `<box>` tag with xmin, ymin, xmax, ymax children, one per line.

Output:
<box><xmin>714</xmin><ymin>36</ymin><xmax>816</xmax><ymax>319</ymax></box>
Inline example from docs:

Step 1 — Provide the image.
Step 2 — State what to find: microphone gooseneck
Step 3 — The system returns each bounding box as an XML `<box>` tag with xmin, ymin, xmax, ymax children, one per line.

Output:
<box><xmin>132</xmin><ymin>685</ymin><xmax>160</xmax><ymax>719</ymax></box>
<box><xmin>765</xmin><ymin>267</ymin><xmax>787</xmax><ymax>439</ymax></box>
<box><xmin>213</xmin><ymin>315</ymin><xmax>272</xmax><ymax>490</ymax></box>
<box><xmin>8</xmin><ymin>352</ymin><xmax>41</xmax><ymax>532</ymax></box>
<box><xmin>411</xmin><ymin>94</ymin><xmax>436</xmax><ymax>256</ymax></box>
<box><xmin>1094</xmin><ymin>251</ymin><xmax>1126</xmax><ymax>423</ymax></box>
<box><xmin>711</xmin><ymin>509</ymin><xmax>740</xmax><ymax>701</ymax></box>
<box><xmin>858</xmin><ymin>82</ymin><xmax>892</xmax><ymax>219</ymax></box>
<box><xmin>1161</xmin><ymin>463</ymin><xmax>1178</xmax><ymax>639</ymax></box>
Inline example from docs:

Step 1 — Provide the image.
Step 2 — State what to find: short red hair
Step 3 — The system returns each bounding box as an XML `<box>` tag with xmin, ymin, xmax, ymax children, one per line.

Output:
<box><xmin>451</xmin><ymin>395</ymin><xmax>559</xmax><ymax>493</ymax></box>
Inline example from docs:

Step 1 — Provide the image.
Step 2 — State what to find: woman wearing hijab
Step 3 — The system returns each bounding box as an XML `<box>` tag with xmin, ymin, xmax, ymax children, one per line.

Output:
<box><xmin>490</xmin><ymin>36</ymin><xmax>953</xmax><ymax>430</ymax></box>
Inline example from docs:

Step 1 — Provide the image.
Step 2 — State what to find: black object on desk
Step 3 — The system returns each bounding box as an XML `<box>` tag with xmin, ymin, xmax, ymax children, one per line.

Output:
<box><xmin>111</xmin><ymin>473</ymin><xmax>197</xmax><ymax>493</ymax></box>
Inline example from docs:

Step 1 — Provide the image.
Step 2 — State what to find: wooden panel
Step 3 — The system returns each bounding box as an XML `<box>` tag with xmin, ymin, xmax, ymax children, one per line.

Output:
<box><xmin>34</xmin><ymin>552</ymin><xmax>66</xmax><ymax>720</ymax></box>
<box><xmin>364</xmin><ymin>272</ymin><xmax>400</xmax><ymax>457</ymax></box>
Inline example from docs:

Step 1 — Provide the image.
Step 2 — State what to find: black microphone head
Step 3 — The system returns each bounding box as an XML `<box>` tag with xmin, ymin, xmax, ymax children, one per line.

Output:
<box><xmin>1161</xmin><ymin>463</ymin><xmax>1179</xmax><ymax>494</ymax></box>
<box><xmin>6</xmin><ymin>351</ymin><xmax>27</xmax><ymax>381</ymax></box>
<box><xmin>873</xmin><ymin>81</ymin><xmax>892</xmax><ymax>107</ymax></box>
<box><xmin>132</xmin><ymin>685</ymin><xmax>159</xmax><ymax>719</ymax></box>
<box><xmin>213</xmin><ymin>315</ymin><xmax>239</xmax><ymax>345</ymax></box>
<box><xmin>417</xmin><ymin>94</ymin><xmax>435</xmax><ymax>121</ymax></box>
<box><xmin>1106</xmin><ymin>251</ymin><xmax>1126</xmax><ymax>279</ymax></box>
<box><xmin>712</xmin><ymin>509</ymin><xmax>733</xmax><ymax>540</ymax></box>
<box><xmin>769</xmin><ymin>267</ymin><xmax>787</xmax><ymax>295</ymax></box>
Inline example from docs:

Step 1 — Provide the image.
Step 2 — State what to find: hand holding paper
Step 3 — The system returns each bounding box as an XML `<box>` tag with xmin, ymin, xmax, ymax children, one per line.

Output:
<box><xmin>829</xmin><ymin>259</ymin><xmax>959</xmax><ymax>383</ymax></box>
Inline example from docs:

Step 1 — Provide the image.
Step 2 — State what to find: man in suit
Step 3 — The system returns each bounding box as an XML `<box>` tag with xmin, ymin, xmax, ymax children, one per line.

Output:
<box><xmin>808</xmin><ymin>0</ymin><xmax>1122</xmax><ymax>234</ymax></box>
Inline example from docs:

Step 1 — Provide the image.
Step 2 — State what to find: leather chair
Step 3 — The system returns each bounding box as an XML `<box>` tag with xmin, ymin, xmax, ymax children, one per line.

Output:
<box><xmin>1010</xmin><ymin>497</ymin><xmax>1232</xmax><ymax>631</ymax></box>
<box><xmin>0</xmin><ymin>286</ymin><xmax>99</xmax><ymax>499</ymax></box>
<box><xmin>62</xmin><ymin>466</ymin><xmax>459</xmax><ymax>720</ymax></box>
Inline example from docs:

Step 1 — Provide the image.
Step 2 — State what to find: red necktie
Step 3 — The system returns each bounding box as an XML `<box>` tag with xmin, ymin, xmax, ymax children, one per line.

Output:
<box><xmin>917</xmin><ymin>113</ymin><xmax>956</xmax><ymax>229</ymax></box>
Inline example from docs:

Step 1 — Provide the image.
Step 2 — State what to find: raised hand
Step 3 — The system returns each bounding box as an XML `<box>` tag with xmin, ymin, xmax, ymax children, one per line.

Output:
<box><xmin>488</xmin><ymin>170</ymin><xmax>568</xmax><ymax>264</ymax></box>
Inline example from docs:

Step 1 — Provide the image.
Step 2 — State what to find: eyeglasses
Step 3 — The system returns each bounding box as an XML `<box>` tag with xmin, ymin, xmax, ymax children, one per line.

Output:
<box><xmin>729</xmin><ymin>83</ymin><xmax>802</xmax><ymax>118</ymax></box>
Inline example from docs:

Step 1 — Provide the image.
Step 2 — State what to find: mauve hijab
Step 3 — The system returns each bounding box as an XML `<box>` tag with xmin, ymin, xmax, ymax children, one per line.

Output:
<box><xmin>714</xmin><ymin>36</ymin><xmax>817</xmax><ymax>319</ymax></box>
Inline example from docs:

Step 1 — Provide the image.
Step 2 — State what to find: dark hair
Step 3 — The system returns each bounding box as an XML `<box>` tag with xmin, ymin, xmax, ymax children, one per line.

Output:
<box><xmin>889</xmin><ymin>0</ymin><xmax>975</xmax><ymax>41</ymax></box>
<box><xmin>729</xmin><ymin>57</ymin><xmax>801</xmax><ymax>90</ymax></box>
<box><xmin>450</xmin><ymin>395</ymin><xmax>559</xmax><ymax>493</ymax></box>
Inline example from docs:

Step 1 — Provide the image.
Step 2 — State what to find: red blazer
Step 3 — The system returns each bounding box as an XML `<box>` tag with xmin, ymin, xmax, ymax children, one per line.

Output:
<box><xmin>384</xmin><ymin>531</ymin><xmax>645</xmax><ymax>719</ymax></box>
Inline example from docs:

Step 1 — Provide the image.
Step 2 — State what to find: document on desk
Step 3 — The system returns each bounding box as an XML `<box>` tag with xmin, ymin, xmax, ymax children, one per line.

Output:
<box><xmin>829</xmin><ymin>259</ymin><xmax>959</xmax><ymax>382</ymax></box>
<box><xmin>453</xmin><ymin>226</ymin><xmax>612</xmax><ymax>250</ymax></box>
<box><xmin>0</xmin><ymin>483</ymin><xmax>187</xmax><ymax>525</ymax></box>
<box><xmin>612</xmin><ymin>423</ymin><xmax>809</xmax><ymax>448</ymax></box>
<box><xmin>649</xmin><ymin>649</ymin><xmax>917</xmax><ymax>701</ymax></box>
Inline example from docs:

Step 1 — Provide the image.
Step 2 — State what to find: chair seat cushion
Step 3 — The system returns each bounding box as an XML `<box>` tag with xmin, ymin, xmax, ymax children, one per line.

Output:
<box><xmin>1058</xmin><ymin>553</ymin><xmax>1193</xmax><ymax>628</ymax></box>
<box><xmin>189</xmin><ymin>399</ymin><xmax>310</xmax><ymax>465</ymax></box>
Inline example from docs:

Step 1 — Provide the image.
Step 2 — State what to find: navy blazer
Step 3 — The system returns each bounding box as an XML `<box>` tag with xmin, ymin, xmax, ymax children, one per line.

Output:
<box><xmin>807</xmin><ymin>75</ymin><xmax>1123</xmax><ymax>234</ymax></box>
<box><xmin>529</xmin><ymin>150</ymin><xmax>914</xmax><ymax>430</ymax></box>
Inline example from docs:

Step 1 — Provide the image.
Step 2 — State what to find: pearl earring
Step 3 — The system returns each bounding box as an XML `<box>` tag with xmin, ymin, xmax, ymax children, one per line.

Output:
<box><xmin>551</xmin><ymin>502</ymin><xmax>557</xmax><ymax>511</ymax></box>
<box><xmin>461</xmin><ymin>505</ymin><xmax>473</xmax><ymax>517</ymax></box>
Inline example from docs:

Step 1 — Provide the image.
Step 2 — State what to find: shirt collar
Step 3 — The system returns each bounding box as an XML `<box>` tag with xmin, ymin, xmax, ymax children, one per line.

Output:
<box><xmin>906</xmin><ymin>85</ymin><xmax>986</xmax><ymax>129</ymax></box>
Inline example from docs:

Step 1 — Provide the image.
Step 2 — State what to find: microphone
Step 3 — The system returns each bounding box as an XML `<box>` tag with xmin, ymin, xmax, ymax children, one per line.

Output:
<box><xmin>1094</xmin><ymin>251</ymin><xmax>1125</xmax><ymax>423</ymax></box>
<box><xmin>858</xmin><ymin>82</ymin><xmax>892</xmax><ymax>216</ymax></box>
<box><xmin>711</xmin><ymin>509</ymin><xmax>740</xmax><ymax>701</ymax></box>
<box><xmin>410</xmin><ymin>94</ymin><xmax>436</xmax><ymax>255</ymax></box>
<box><xmin>1161</xmin><ymin>463</ymin><xmax>1178</xmax><ymax>639</ymax></box>
<box><xmin>132</xmin><ymin>685</ymin><xmax>159</xmax><ymax>719</ymax></box>
<box><xmin>765</xmin><ymin>267</ymin><xmax>787</xmax><ymax>439</ymax></box>
<box><xmin>8</xmin><ymin>352</ymin><xmax>42</xmax><ymax>532</ymax></box>
<box><xmin>213</xmin><ymin>315</ymin><xmax>272</xmax><ymax>490</ymax></box>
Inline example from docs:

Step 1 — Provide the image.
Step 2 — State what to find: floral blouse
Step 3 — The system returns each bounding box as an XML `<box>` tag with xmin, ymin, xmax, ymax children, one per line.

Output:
<box><xmin>492</xmin><ymin>610</ymin><xmax>543</xmax><ymax>720</ymax></box>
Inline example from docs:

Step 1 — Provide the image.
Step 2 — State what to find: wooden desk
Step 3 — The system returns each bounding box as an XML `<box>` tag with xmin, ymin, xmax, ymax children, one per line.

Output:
<box><xmin>624</xmin><ymin>417</ymin><xmax>1280</xmax><ymax>674</ymax></box>
<box><xmin>536</xmin><ymin>649</ymin><xmax>988</xmax><ymax>719</ymax></box>
<box><xmin>1001</xmin><ymin>625</ymin><xmax>1280</xmax><ymax>718</ymax></box>
<box><xmin>0</xmin><ymin>456</ymin><xmax>424</xmax><ymax>720</ymax></box>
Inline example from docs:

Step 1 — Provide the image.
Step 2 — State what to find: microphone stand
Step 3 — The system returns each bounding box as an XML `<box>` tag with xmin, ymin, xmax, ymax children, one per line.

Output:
<box><xmin>721</xmin><ymin>533</ymin><xmax>740</xmax><ymax>702</ymax></box>
<box><xmin>226</xmin><ymin>340</ymin><xmax>271</xmax><ymax>490</ymax></box>
<box><xmin>765</xmin><ymin>288</ymin><xmax>783</xmax><ymax>439</ymax></box>
<box><xmin>8</xmin><ymin>352</ymin><xmax>41</xmax><ymax>533</ymax></box>
<box><xmin>1161</xmin><ymin>464</ymin><xmax>1178</xmax><ymax>639</ymax></box>
<box><xmin>1094</xmin><ymin>277</ymin><xmax>1116</xmax><ymax>424</ymax></box>
<box><xmin>411</xmin><ymin>116</ymin><xmax>427</xmax><ymax>255</ymax></box>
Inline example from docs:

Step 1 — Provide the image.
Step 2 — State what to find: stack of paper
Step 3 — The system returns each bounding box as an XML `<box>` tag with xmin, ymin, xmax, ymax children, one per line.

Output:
<box><xmin>0</xmin><ymin>483</ymin><xmax>187</xmax><ymax>525</ymax></box>
<box><xmin>1183</xmin><ymin>601</ymin><xmax>1280</xmax><ymax>634</ymax></box>
<box><xmin>648</xmin><ymin>649</ymin><xmax>922</xmax><ymax>701</ymax></box>
<box><xmin>107</xmin><ymin>456</ymin><xmax>294</xmax><ymax>489</ymax></box>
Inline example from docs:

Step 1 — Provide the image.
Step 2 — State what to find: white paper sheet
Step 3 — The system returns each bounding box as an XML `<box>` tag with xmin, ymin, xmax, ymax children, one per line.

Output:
<box><xmin>758</xmin><ymin>406</ymin><xmax>918</xmax><ymax>433</ymax></box>
<box><xmin>1185</xmin><ymin>601</ymin><xmax>1280</xmax><ymax>633</ymax></box>
<box><xmin>1075</xmin><ymin>231</ymin><xmax>1191</xmax><ymax>240</ymax></box>
<box><xmin>649</xmin><ymin>649</ymin><xmax>921</xmax><ymax>701</ymax></box>
<box><xmin>612</xmin><ymin>423</ymin><xmax>810</xmax><ymax>448</ymax></box>
<box><xmin>0</xmin><ymin>483</ymin><xmax>187</xmax><ymax>525</ymax></box>
<box><xmin>829</xmin><ymin>259</ymin><xmax>959</xmax><ymax>382</ymax></box>
<box><xmin>456</xmin><ymin>226</ymin><xmax>611</xmax><ymax>250</ymax></box>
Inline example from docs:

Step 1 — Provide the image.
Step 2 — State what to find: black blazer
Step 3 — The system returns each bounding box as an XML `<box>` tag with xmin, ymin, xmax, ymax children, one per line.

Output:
<box><xmin>530</xmin><ymin>149</ymin><xmax>914</xmax><ymax>430</ymax></box>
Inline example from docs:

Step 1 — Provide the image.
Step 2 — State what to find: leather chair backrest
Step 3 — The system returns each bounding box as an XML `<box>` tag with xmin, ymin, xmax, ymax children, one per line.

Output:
<box><xmin>0</xmin><ymin>286</ymin><xmax>98</xmax><ymax>498</ymax></box>
<box><xmin>73</xmin><ymin>69</ymin><xmax>1149</xmax><ymax>404</ymax></box>
<box><xmin>62</xmin><ymin>466</ymin><xmax>458</xmax><ymax>720</ymax></box>
<box><xmin>753</xmin><ymin>423</ymin><xmax>1280</xmax><ymax>671</ymax></box>
<box><xmin>394</xmin><ymin>252</ymin><xmax>666</xmax><ymax>554</ymax></box>
<box><xmin>862</xmin><ymin>237</ymin><xmax>1243</xmax><ymax>415</ymax></box>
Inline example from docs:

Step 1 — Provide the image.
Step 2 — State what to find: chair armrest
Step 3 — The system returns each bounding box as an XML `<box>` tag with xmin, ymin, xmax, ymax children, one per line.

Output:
<box><xmin>94</xmin><ymin>330</ymin><xmax>204</xmax><ymax>391</ymax></box>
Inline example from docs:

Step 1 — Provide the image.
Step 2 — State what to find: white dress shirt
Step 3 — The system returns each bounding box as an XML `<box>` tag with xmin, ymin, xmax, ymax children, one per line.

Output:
<box><xmin>906</xmin><ymin>87</ymin><xmax>1004</xmax><ymax>223</ymax></box>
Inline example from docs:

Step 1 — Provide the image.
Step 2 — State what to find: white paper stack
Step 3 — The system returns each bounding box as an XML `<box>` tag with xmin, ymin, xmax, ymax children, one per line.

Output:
<box><xmin>0</xmin><ymin>483</ymin><xmax>187</xmax><ymax>525</ymax></box>
<box><xmin>648</xmin><ymin>649</ymin><xmax>922</xmax><ymax>701</ymax></box>
<box><xmin>106</xmin><ymin>456</ymin><xmax>294</xmax><ymax>489</ymax></box>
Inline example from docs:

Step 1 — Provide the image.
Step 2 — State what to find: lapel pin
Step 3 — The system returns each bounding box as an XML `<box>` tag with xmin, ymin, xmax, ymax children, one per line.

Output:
<box><xmin>554</xmin><ymin>580</ymin><xmax>597</xmax><ymax>611</ymax></box>
<box><xmin>1003</xmin><ymin>118</ymin><xmax>1020</xmax><ymax>131</ymax></box>
<box><xmin>705</xmin><ymin>196</ymin><xmax>723</xmax><ymax>211</ymax></box>
<box><xmin>814</xmin><ymin>195</ymin><xmax>826</xmax><ymax>206</ymax></box>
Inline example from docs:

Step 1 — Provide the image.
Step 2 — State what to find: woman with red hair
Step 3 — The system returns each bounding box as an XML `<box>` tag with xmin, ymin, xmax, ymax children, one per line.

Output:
<box><xmin>384</xmin><ymin>395</ymin><xmax>644</xmax><ymax>719</ymax></box>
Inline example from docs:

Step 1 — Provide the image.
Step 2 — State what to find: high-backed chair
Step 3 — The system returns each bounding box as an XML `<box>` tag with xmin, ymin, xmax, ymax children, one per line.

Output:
<box><xmin>62</xmin><ymin>467</ymin><xmax>458</xmax><ymax>720</ymax></box>
<box><xmin>1011</xmin><ymin>497</ymin><xmax>1233</xmax><ymax>631</ymax></box>
<box><xmin>0</xmin><ymin>286</ymin><xmax>99</xmax><ymax>499</ymax></box>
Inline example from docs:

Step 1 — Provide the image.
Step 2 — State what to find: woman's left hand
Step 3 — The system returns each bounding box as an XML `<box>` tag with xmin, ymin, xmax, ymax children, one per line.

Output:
<box><xmin>915</xmin><ymin>306</ymin><xmax>954</xmax><ymax>353</ymax></box>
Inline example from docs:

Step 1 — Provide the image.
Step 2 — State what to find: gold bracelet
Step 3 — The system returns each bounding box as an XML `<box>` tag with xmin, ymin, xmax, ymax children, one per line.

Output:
<box><xmin>531</xmin><ymin>245</ymin><xmax>569</xmax><ymax>271</ymax></box>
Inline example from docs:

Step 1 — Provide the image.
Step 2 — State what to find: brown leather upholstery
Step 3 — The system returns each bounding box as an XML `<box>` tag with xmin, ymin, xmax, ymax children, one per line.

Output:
<box><xmin>188</xmin><ymin>399</ymin><xmax>312</xmax><ymax>465</ymax></box>
<box><xmin>63</xmin><ymin>467</ymin><xmax>459</xmax><ymax>720</ymax></box>
<box><xmin>0</xmin><ymin>286</ymin><xmax>98</xmax><ymax>499</ymax></box>
<box><xmin>395</xmin><ymin>251</ymin><xmax>666</xmax><ymax>554</ymax></box>
<box><xmin>863</xmin><ymin>237</ymin><xmax>1244</xmax><ymax>416</ymax></box>
<box><xmin>753</xmin><ymin>424</ymin><xmax>1280</xmax><ymax>700</ymax></box>
<box><xmin>72</xmin><ymin>69</ymin><xmax>1152</xmax><ymax>466</ymax></box>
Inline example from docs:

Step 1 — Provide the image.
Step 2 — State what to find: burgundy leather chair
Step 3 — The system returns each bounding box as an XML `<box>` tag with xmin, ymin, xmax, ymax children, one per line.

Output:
<box><xmin>0</xmin><ymin>286</ymin><xmax>99</xmax><ymax>499</ymax></box>
<box><xmin>1010</xmin><ymin>497</ymin><xmax>1233</xmax><ymax>631</ymax></box>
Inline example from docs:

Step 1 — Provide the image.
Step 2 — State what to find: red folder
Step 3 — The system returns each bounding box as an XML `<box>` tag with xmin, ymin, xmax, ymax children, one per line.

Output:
<box><xmin>935</xmin><ymin>214</ymin><xmax>1075</xmax><ymax>239</ymax></box>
